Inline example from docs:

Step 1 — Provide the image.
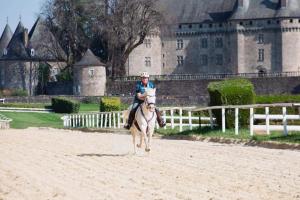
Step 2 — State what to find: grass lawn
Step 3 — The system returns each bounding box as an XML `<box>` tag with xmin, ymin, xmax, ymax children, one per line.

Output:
<box><xmin>0</xmin><ymin>103</ymin><xmax>100</xmax><ymax>112</ymax></box>
<box><xmin>0</xmin><ymin>112</ymin><xmax>63</xmax><ymax>129</ymax></box>
<box><xmin>156</xmin><ymin>127</ymin><xmax>300</xmax><ymax>144</ymax></box>
<box><xmin>79</xmin><ymin>103</ymin><xmax>99</xmax><ymax>112</ymax></box>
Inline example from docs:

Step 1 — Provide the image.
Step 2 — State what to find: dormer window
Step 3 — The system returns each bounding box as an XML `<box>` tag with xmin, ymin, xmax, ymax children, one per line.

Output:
<box><xmin>30</xmin><ymin>48</ymin><xmax>35</xmax><ymax>57</ymax></box>
<box><xmin>3</xmin><ymin>48</ymin><xmax>7</xmax><ymax>56</ymax></box>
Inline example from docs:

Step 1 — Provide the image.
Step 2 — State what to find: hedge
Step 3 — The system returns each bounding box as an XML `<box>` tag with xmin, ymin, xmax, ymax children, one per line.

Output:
<box><xmin>51</xmin><ymin>97</ymin><xmax>80</xmax><ymax>113</ymax></box>
<box><xmin>207</xmin><ymin>79</ymin><xmax>255</xmax><ymax>128</ymax></box>
<box><xmin>255</xmin><ymin>94</ymin><xmax>300</xmax><ymax>115</ymax></box>
<box><xmin>100</xmin><ymin>97</ymin><xmax>121</xmax><ymax>112</ymax></box>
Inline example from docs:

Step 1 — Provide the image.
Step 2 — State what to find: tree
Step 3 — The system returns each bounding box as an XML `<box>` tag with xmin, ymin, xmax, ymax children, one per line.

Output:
<box><xmin>42</xmin><ymin>0</ymin><xmax>162</xmax><ymax>77</ymax></box>
<box><xmin>94</xmin><ymin>0</ymin><xmax>162</xmax><ymax>77</ymax></box>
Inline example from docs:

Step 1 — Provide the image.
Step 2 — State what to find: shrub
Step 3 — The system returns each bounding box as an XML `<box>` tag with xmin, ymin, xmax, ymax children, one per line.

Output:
<box><xmin>256</xmin><ymin>94</ymin><xmax>300</xmax><ymax>115</ymax></box>
<box><xmin>51</xmin><ymin>97</ymin><xmax>80</xmax><ymax>113</ymax></box>
<box><xmin>207</xmin><ymin>79</ymin><xmax>255</xmax><ymax>128</ymax></box>
<box><xmin>100</xmin><ymin>97</ymin><xmax>121</xmax><ymax>112</ymax></box>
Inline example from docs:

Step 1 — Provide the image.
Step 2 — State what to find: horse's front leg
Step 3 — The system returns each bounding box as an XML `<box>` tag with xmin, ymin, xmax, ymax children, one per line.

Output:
<box><xmin>137</xmin><ymin>132</ymin><xmax>143</xmax><ymax>148</ymax></box>
<box><xmin>143</xmin><ymin>131</ymin><xmax>150</xmax><ymax>152</ymax></box>
<box><xmin>131</xmin><ymin>129</ymin><xmax>136</xmax><ymax>154</ymax></box>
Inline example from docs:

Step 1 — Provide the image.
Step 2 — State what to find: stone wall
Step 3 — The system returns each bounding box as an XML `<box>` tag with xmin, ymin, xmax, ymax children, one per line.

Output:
<box><xmin>3</xmin><ymin>76</ymin><xmax>300</xmax><ymax>106</ymax></box>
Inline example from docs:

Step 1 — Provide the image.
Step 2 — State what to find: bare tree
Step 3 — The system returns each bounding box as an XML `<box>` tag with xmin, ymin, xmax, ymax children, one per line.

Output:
<box><xmin>93</xmin><ymin>0</ymin><xmax>162</xmax><ymax>77</ymax></box>
<box><xmin>41</xmin><ymin>0</ymin><xmax>90</xmax><ymax>66</ymax></box>
<box><xmin>42</xmin><ymin>0</ymin><xmax>162</xmax><ymax>77</ymax></box>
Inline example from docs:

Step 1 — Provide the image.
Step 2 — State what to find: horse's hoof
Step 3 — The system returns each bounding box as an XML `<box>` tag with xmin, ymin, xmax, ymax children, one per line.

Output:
<box><xmin>137</xmin><ymin>144</ymin><xmax>142</xmax><ymax>148</ymax></box>
<box><xmin>145</xmin><ymin>148</ymin><xmax>151</xmax><ymax>152</ymax></box>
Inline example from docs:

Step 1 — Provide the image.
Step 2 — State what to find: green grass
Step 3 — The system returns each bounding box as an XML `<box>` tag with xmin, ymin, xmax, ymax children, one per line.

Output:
<box><xmin>156</xmin><ymin>127</ymin><xmax>300</xmax><ymax>144</ymax></box>
<box><xmin>79</xmin><ymin>103</ymin><xmax>99</xmax><ymax>112</ymax></box>
<box><xmin>0</xmin><ymin>112</ymin><xmax>63</xmax><ymax>129</ymax></box>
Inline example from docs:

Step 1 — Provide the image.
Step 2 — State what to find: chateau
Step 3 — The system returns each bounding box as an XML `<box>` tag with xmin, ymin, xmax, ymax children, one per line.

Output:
<box><xmin>128</xmin><ymin>0</ymin><xmax>300</xmax><ymax>76</ymax></box>
<box><xmin>0</xmin><ymin>18</ymin><xmax>66</xmax><ymax>95</ymax></box>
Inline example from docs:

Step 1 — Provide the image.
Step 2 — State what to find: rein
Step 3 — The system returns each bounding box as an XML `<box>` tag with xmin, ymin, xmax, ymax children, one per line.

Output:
<box><xmin>135</xmin><ymin>102</ymin><xmax>155</xmax><ymax>133</ymax></box>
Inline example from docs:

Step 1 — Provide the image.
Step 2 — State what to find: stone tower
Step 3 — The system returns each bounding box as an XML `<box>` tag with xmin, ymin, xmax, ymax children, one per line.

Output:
<box><xmin>73</xmin><ymin>49</ymin><xmax>106</xmax><ymax>96</ymax></box>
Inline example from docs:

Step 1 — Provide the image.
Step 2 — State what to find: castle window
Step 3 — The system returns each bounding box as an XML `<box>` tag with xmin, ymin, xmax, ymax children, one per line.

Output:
<box><xmin>219</xmin><ymin>23</ymin><xmax>223</xmax><ymax>27</ymax></box>
<box><xmin>201</xmin><ymin>38</ymin><xmax>208</xmax><ymax>48</ymax></box>
<box><xmin>145</xmin><ymin>57</ymin><xmax>151</xmax><ymax>67</ymax></box>
<box><xmin>88</xmin><ymin>69</ymin><xmax>95</xmax><ymax>78</ymax></box>
<box><xmin>178</xmin><ymin>24</ymin><xmax>182</xmax><ymax>29</ymax></box>
<box><xmin>239</xmin><ymin>21</ymin><xmax>243</xmax><ymax>25</ymax></box>
<box><xmin>3</xmin><ymin>48</ymin><xmax>7</xmax><ymax>56</ymax></box>
<box><xmin>215</xmin><ymin>38</ymin><xmax>223</xmax><ymax>48</ymax></box>
<box><xmin>249</xmin><ymin>21</ymin><xmax>253</xmax><ymax>25</ymax></box>
<box><xmin>258</xmin><ymin>34</ymin><xmax>264</xmax><ymax>44</ymax></box>
<box><xmin>177</xmin><ymin>39</ymin><xmax>184</xmax><ymax>50</ymax></box>
<box><xmin>199</xmin><ymin>24</ymin><xmax>203</xmax><ymax>28</ymax></box>
<box><xmin>162</xmin><ymin>42</ymin><xmax>164</xmax><ymax>48</ymax></box>
<box><xmin>290</xmin><ymin>19</ymin><xmax>293</xmax><ymax>23</ymax></box>
<box><xmin>188</xmin><ymin>24</ymin><xmax>192</xmax><ymax>29</ymax></box>
<box><xmin>216</xmin><ymin>54</ymin><xmax>223</xmax><ymax>65</ymax></box>
<box><xmin>200</xmin><ymin>55</ymin><xmax>208</xmax><ymax>66</ymax></box>
<box><xmin>209</xmin><ymin>24</ymin><xmax>213</xmax><ymax>28</ymax></box>
<box><xmin>277</xmin><ymin>20</ymin><xmax>280</xmax><ymax>24</ymax></box>
<box><xmin>258</xmin><ymin>49</ymin><xmax>264</xmax><ymax>61</ymax></box>
<box><xmin>267</xmin><ymin>20</ymin><xmax>271</xmax><ymax>24</ymax></box>
<box><xmin>163</xmin><ymin>63</ymin><xmax>165</xmax><ymax>68</ymax></box>
<box><xmin>144</xmin><ymin>39</ymin><xmax>151</xmax><ymax>48</ymax></box>
<box><xmin>30</xmin><ymin>48</ymin><xmax>35</xmax><ymax>57</ymax></box>
<box><xmin>177</xmin><ymin>56</ymin><xmax>184</xmax><ymax>66</ymax></box>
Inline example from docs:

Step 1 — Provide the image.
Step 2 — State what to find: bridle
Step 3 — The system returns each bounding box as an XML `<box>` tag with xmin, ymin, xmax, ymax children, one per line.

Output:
<box><xmin>144</xmin><ymin>94</ymin><xmax>156</xmax><ymax>111</ymax></box>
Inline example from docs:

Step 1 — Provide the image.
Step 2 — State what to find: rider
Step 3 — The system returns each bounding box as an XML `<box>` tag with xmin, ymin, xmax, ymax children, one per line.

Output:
<box><xmin>124</xmin><ymin>72</ymin><xmax>166</xmax><ymax>129</ymax></box>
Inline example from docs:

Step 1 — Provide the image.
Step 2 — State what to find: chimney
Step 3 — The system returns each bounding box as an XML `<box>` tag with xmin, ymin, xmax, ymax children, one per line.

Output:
<box><xmin>281</xmin><ymin>0</ymin><xmax>288</xmax><ymax>7</ymax></box>
<box><xmin>23</xmin><ymin>28</ymin><xmax>28</xmax><ymax>47</ymax></box>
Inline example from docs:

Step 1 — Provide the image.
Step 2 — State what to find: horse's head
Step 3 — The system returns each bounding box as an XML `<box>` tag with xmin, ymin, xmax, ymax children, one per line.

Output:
<box><xmin>144</xmin><ymin>88</ymin><xmax>156</xmax><ymax>112</ymax></box>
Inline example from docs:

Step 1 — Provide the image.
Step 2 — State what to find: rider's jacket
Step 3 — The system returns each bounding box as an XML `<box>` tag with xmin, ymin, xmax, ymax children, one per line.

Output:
<box><xmin>134</xmin><ymin>81</ymin><xmax>155</xmax><ymax>104</ymax></box>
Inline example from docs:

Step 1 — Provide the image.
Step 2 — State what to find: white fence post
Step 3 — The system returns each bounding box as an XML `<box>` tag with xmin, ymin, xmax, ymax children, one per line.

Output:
<box><xmin>179</xmin><ymin>108</ymin><xmax>183</xmax><ymax>132</ymax></box>
<box><xmin>265</xmin><ymin>107</ymin><xmax>270</xmax><ymax>135</ymax></box>
<box><xmin>188</xmin><ymin>111</ymin><xmax>192</xmax><ymax>130</ymax></box>
<box><xmin>163</xmin><ymin>110</ymin><xmax>167</xmax><ymax>130</ymax></box>
<box><xmin>282</xmin><ymin>107</ymin><xmax>288</xmax><ymax>136</ymax></box>
<box><xmin>209</xmin><ymin>109</ymin><xmax>213</xmax><ymax>129</ymax></box>
<box><xmin>113</xmin><ymin>113</ymin><xmax>116</xmax><ymax>128</ymax></box>
<box><xmin>96</xmin><ymin>114</ymin><xmax>99</xmax><ymax>128</ymax></box>
<box><xmin>117</xmin><ymin>112</ymin><xmax>121</xmax><ymax>128</ymax></box>
<box><xmin>92</xmin><ymin>114</ymin><xmax>95</xmax><ymax>127</ymax></box>
<box><xmin>109</xmin><ymin>113</ymin><xmax>112</xmax><ymax>128</ymax></box>
<box><xmin>104</xmin><ymin>114</ymin><xmax>108</xmax><ymax>128</ymax></box>
<box><xmin>250</xmin><ymin>107</ymin><xmax>254</xmax><ymax>136</ymax></box>
<box><xmin>235</xmin><ymin>108</ymin><xmax>239</xmax><ymax>135</ymax></box>
<box><xmin>222</xmin><ymin>108</ymin><xmax>225</xmax><ymax>133</ymax></box>
<box><xmin>171</xmin><ymin>109</ymin><xmax>174</xmax><ymax>129</ymax></box>
<box><xmin>100</xmin><ymin>114</ymin><xmax>103</xmax><ymax>128</ymax></box>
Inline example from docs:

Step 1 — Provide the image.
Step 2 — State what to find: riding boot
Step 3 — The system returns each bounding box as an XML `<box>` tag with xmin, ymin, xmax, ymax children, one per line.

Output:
<box><xmin>124</xmin><ymin>109</ymin><xmax>136</xmax><ymax>130</ymax></box>
<box><xmin>155</xmin><ymin>108</ymin><xmax>166</xmax><ymax>128</ymax></box>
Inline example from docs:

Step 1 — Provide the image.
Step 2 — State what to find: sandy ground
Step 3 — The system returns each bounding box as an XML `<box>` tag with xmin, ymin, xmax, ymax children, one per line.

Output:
<box><xmin>0</xmin><ymin>128</ymin><xmax>300</xmax><ymax>200</ymax></box>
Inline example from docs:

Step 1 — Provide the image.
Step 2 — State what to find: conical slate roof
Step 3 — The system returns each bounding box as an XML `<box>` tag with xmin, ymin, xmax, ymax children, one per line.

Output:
<box><xmin>74</xmin><ymin>49</ymin><xmax>105</xmax><ymax>67</ymax></box>
<box><xmin>27</xmin><ymin>17</ymin><xmax>66</xmax><ymax>61</ymax></box>
<box><xmin>0</xmin><ymin>24</ymin><xmax>13</xmax><ymax>56</ymax></box>
<box><xmin>2</xmin><ymin>21</ymin><xmax>30</xmax><ymax>60</ymax></box>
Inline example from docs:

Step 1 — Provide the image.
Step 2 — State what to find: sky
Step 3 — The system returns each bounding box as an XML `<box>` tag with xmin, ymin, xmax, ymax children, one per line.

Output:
<box><xmin>0</xmin><ymin>0</ymin><xmax>45</xmax><ymax>35</ymax></box>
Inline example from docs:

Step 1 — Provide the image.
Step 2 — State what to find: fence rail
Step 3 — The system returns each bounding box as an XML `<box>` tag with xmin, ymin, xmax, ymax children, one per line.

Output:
<box><xmin>114</xmin><ymin>71</ymin><xmax>300</xmax><ymax>81</ymax></box>
<box><xmin>62</xmin><ymin>103</ymin><xmax>300</xmax><ymax>136</ymax></box>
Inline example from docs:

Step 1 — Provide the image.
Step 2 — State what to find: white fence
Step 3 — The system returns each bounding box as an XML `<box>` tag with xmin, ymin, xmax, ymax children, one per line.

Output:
<box><xmin>0</xmin><ymin>114</ymin><xmax>12</xmax><ymax>129</ymax></box>
<box><xmin>62</xmin><ymin>103</ymin><xmax>300</xmax><ymax>136</ymax></box>
<box><xmin>62</xmin><ymin>107</ymin><xmax>215</xmax><ymax>130</ymax></box>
